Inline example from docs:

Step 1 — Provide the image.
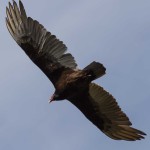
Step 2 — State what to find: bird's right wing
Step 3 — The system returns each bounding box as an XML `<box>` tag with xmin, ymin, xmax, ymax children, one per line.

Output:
<box><xmin>6</xmin><ymin>0</ymin><xmax>77</xmax><ymax>86</ymax></box>
<box><xmin>69</xmin><ymin>83</ymin><xmax>146</xmax><ymax>141</ymax></box>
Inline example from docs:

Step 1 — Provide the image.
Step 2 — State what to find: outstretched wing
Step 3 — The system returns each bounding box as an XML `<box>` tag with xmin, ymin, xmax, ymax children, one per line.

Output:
<box><xmin>6</xmin><ymin>0</ymin><xmax>77</xmax><ymax>86</ymax></box>
<box><xmin>69</xmin><ymin>83</ymin><xmax>146</xmax><ymax>141</ymax></box>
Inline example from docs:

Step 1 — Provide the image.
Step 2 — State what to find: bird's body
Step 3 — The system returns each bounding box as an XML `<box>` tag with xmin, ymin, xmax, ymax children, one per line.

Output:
<box><xmin>52</xmin><ymin>69</ymin><xmax>90</xmax><ymax>100</ymax></box>
<box><xmin>6</xmin><ymin>0</ymin><xmax>146</xmax><ymax>141</ymax></box>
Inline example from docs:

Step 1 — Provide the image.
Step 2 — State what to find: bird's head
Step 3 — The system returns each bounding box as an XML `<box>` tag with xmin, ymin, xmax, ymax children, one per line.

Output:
<box><xmin>49</xmin><ymin>93</ymin><xmax>59</xmax><ymax>103</ymax></box>
<box><xmin>49</xmin><ymin>91</ymin><xmax>65</xmax><ymax>103</ymax></box>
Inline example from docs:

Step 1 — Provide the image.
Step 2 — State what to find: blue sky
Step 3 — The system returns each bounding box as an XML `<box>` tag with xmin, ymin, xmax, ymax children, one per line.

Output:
<box><xmin>0</xmin><ymin>0</ymin><xmax>150</xmax><ymax>149</ymax></box>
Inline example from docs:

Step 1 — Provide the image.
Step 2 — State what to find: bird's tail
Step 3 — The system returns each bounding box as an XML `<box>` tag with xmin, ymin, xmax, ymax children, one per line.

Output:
<box><xmin>83</xmin><ymin>61</ymin><xmax>106</xmax><ymax>81</ymax></box>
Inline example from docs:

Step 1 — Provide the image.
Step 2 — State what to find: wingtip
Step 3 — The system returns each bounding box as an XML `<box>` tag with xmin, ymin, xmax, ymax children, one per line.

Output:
<box><xmin>139</xmin><ymin>130</ymin><xmax>147</xmax><ymax>136</ymax></box>
<box><xmin>19</xmin><ymin>0</ymin><xmax>23</xmax><ymax>7</ymax></box>
<box><xmin>8</xmin><ymin>2</ymin><xmax>12</xmax><ymax>8</ymax></box>
<box><xmin>19</xmin><ymin>0</ymin><xmax>27</xmax><ymax>19</ymax></box>
<box><xmin>5</xmin><ymin>17</ymin><xmax>8</xmax><ymax>23</ymax></box>
<box><xmin>12</xmin><ymin>0</ymin><xmax>17</xmax><ymax>6</ymax></box>
<box><xmin>6</xmin><ymin>6</ymin><xmax>8</xmax><ymax>12</ymax></box>
<box><xmin>6</xmin><ymin>6</ymin><xmax>10</xmax><ymax>17</ymax></box>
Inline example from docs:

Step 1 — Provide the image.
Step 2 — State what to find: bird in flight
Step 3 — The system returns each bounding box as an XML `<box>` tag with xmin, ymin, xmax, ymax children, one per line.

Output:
<box><xmin>6</xmin><ymin>0</ymin><xmax>146</xmax><ymax>141</ymax></box>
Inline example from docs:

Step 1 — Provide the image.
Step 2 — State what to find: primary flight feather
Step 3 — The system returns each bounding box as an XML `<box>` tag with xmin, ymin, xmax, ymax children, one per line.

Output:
<box><xmin>6</xmin><ymin>0</ymin><xmax>146</xmax><ymax>141</ymax></box>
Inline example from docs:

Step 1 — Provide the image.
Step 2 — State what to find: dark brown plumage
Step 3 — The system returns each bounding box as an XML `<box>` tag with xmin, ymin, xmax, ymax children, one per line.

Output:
<box><xmin>6</xmin><ymin>0</ymin><xmax>146</xmax><ymax>141</ymax></box>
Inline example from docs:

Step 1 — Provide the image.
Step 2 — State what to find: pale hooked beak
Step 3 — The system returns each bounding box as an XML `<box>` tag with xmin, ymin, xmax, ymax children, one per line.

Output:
<box><xmin>48</xmin><ymin>94</ymin><xmax>54</xmax><ymax>103</ymax></box>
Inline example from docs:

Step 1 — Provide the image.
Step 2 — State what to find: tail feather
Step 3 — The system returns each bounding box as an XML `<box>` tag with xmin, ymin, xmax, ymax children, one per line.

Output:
<box><xmin>84</xmin><ymin>61</ymin><xmax>106</xmax><ymax>80</ymax></box>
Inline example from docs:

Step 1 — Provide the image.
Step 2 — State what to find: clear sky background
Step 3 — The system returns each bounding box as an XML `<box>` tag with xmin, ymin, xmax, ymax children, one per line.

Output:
<box><xmin>0</xmin><ymin>0</ymin><xmax>150</xmax><ymax>150</ymax></box>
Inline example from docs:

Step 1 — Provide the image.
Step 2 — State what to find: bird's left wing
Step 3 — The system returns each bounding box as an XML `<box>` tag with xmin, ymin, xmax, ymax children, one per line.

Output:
<box><xmin>69</xmin><ymin>83</ymin><xmax>146</xmax><ymax>141</ymax></box>
<box><xmin>6</xmin><ymin>0</ymin><xmax>77</xmax><ymax>86</ymax></box>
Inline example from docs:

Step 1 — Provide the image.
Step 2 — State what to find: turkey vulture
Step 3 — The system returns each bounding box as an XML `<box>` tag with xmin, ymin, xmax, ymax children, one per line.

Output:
<box><xmin>6</xmin><ymin>0</ymin><xmax>146</xmax><ymax>141</ymax></box>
